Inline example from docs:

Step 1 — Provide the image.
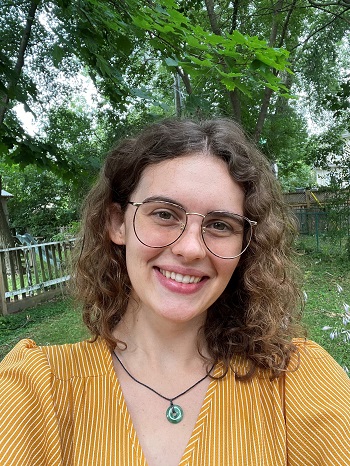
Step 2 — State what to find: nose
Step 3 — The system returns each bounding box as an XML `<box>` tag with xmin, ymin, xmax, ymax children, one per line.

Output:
<box><xmin>170</xmin><ymin>214</ymin><xmax>207</xmax><ymax>261</ymax></box>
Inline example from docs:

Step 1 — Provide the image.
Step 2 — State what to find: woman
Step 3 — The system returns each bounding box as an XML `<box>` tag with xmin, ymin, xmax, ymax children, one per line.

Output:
<box><xmin>0</xmin><ymin>119</ymin><xmax>349</xmax><ymax>466</ymax></box>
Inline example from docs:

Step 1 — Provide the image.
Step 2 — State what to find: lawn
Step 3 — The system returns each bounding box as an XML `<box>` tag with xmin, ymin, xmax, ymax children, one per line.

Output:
<box><xmin>297</xmin><ymin>249</ymin><xmax>350</xmax><ymax>370</ymax></box>
<box><xmin>0</xmin><ymin>298</ymin><xmax>89</xmax><ymax>360</ymax></box>
<box><xmin>0</xmin><ymin>247</ymin><xmax>349</xmax><ymax>370</ymax></box>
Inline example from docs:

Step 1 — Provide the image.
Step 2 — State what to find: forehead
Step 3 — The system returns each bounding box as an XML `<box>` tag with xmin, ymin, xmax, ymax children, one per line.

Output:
<box><xmin>131</xmin><ymin>153</ymin><xmax>245</xmax><ymax>212</ymax></box>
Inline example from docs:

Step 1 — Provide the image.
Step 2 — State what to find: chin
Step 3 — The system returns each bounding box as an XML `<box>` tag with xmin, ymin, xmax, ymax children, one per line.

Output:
<box><xmin>158</xmin><ymin>307</ymin><xmax>207</xmax><ymax>325</ymax></box>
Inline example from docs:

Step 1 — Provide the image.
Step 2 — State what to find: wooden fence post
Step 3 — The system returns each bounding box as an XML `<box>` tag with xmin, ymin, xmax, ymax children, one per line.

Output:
<box><xmin>0</xmin><ymin>252</ymin><xmax>8</xmax><ymax>315</ymax></box>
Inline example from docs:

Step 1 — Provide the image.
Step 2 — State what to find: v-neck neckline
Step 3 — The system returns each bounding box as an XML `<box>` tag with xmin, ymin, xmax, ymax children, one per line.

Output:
<box><xmin>103</xmin><ymin>339</ymin><xmax>222</xmax><ymax>465</ymax></box>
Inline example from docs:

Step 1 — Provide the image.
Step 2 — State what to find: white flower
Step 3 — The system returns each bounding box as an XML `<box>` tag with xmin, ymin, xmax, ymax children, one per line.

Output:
<box><xmin>342</xmin><ymin>316</ymin><xmax>350</xmax><ymax>326</ymax></box>
<box><xmin>337</xmin><ymin>284</ymin><xmax>343</xmax><ymax>293</ymax></box>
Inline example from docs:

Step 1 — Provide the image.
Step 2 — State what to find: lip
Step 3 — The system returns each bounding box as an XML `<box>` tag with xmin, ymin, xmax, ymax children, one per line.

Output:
<box><xmin>154</xmin><ymin>266</ymin><xmax>209</xmax><ymax>294</ymax></box>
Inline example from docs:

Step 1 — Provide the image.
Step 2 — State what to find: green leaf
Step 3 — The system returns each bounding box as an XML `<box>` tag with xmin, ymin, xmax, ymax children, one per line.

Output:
<box><xmin>250</xmin><ymin>59</ymin><xmax>263</xmax><ymax>71</ymax></box>
<box><xmin>255</xmin><ymin>51</ymin><xmax>288</xmax><ymax>71</ymax></box>
<box><xmin>185</xmin><ymin>34</ymin><xmax>207</xmax><ymax>50</ymax></box>
<box><xmin>221</xmin><ymin>77</ymin><xmax>236</xmax><ymax>91</ymax></box>
<box><xmin>165</xmin><ymin>57</ymin><xmax>179</xmax><ymax>66</ymax></box>
<box><xmin>227</xmin><ymin>78</ymin><xmax>252</xmax><ymax>97</ymax></box>
<box><xmin>186</xmin><ymin>55</ymin><xmax>213</xmax><ymax>67</ymax></box>
<box><xmin>131</xmin><ymin>15</ymin><xmax>153</xmax><ymax>30</ymax></box>
<box><xmin>52</xmin><ymin>44</ymin><xmax>65</xmax><ymax>68</ymax></box>
<box><xmin>217</xmin><ymin>69</ymin><xmax>243</xmax><ymax>79</ymax></box>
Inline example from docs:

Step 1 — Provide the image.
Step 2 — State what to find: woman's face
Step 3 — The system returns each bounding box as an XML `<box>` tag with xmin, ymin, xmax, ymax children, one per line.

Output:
<box><xmin>109</xmin><ymin>153</ymin><xmax>245</xmax><ymax>326</ymax></box>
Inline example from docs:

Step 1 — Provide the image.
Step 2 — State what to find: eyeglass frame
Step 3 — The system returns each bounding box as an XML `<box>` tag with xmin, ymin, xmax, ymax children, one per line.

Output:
<box><xmin>127</xmin><ymin>200</ymin><xmax>257</xmax><ymax>260</ymax></box>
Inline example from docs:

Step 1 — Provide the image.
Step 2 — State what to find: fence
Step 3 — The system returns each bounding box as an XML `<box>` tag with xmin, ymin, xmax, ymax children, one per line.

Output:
<box><xmin>284</xmin><ymin>188</ymin><xmax>350</xmax><ymax>209</ymax></box>
<box><xmin>0</xmin><ymin>240</ymin><xmax>75</xmax><ymax>315</ymax></box>
<box><xmin>294</xmin><ymin>208</ymin><xmax>350</xmax><ymax>254</ymax></box>
<box><xmin>284</xmin><ymin>188</ymin><xmax>350</xmax><ymax>254</ymax></box>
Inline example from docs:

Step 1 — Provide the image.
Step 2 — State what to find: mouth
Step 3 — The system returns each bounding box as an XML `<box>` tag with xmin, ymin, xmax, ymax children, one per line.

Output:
<box><xmin>158</xmin><ymin>268</ymin><xmax>203</xmax><ymax>284</ymax></box>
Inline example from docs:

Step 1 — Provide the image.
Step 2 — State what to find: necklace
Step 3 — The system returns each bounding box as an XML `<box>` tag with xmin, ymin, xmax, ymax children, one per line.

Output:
<box><xmin>113</xmin><ymin>350</ymin><xmax>215</xmax><ymax>424</ymax></box>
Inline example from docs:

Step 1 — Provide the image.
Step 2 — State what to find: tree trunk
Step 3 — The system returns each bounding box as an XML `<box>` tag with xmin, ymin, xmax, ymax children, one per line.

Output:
<box><xmin>0</xmin><ymin>0</ymin><xmax>40</xmax><ymax>125</ymax></box>
<box><xmin>253</xmin><ymin>86</ymin><xmax>275</xmax><ymax>142</ymax></box>
<box><xmin>205</xmin><ymin>0</ymin><xmax>221</xmax><ymax>35</ymax></box>
<box><xmin>253</xmin><ymin>0</ymin><xmax>298</xmax><ymax>142</ymax></box>
<box><xmin>176</xmin><ymin>67</ymin><xmax>193</xmax><ymax>95</ymax></box>
<box><xmin>0</xmin><ymin>177</ymin><xmax>15</xmax><ymax>249</ymax></box>
<box><xmin>229</xmin><ymin>89</ymin><xmax>242</xmax><ymax>123</ymax></box>
<box><xmin>204</xmin><ymin>0</ymin><xmax>242</xmax><ymax>122</ymax></box>
<box><xmin>174</xmin><ymin>72</ymin><xmax>182</xmax><ymax>117</ymax></box>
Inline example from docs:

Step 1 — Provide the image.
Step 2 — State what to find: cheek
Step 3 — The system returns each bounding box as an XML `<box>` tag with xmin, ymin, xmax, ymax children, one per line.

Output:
<box><xmin>218</xmin><ymin>257</ymin><xmax>240</xmax><ymax>283</ymax></box>
<box><xmin>124</xmin><ymin>234</ymin><xmax>160</xmax><ymax>274</ymax></box>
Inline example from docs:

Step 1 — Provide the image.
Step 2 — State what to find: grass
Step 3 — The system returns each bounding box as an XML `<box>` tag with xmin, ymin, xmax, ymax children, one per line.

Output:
<box><xmin>0</xmin><ymin>297</ymin><xmax>89</xmax><ymax>360</ymax></box>
<box><xmin>0</xmin><ymin>245</ymin><xmax>349</xmax><ymax>371</ymax></box>
<box><xmin>297</xmin><ymin>249</ymin><xmax>350</xmax><ymax>370</ymax></box>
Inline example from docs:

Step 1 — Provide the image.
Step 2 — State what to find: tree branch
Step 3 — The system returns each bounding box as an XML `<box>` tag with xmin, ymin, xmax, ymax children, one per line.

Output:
<box><xmin>253</xmin><ymin>0</ymin><xmax>302</xmax><ymax>142</ymax></box>
<box><xmin>291</xmin><ymin>7</ymin><xmax>350</xmax><ymax>51</ymax></box>
<box><xmin>0</xmin><ymin>0</ymin><xmax>40</xmax><ymax>125</ymax></box>
<box><xmin>229</xmin><ymin>0</ymin><xmax>240</xmax><ymax>34</ymax></box>
<box><xmin>204</xmin><ymin>0</ymin><xmax>221</xmax><ymax>35</ymax></box>
<box><xmin>176</xmin><ymin>67</ymin><xmax>192</xmax><ymax>95</ymax></box>
<box><xmin>204</xmin><ymin>0</ymin><xmax>242</xmax><ymax>122</ymax></box>
<box><xmin>308</xmin><ymin>0</ymin><xmax>350</xmax><ymax>7</ymax></box>
<box><xmin>278</xmin><ymin>0</ymin><xmax>298</xmax><ymax>47</ymax></box>
<box><xmin>305</xmin><ymin>1</ymin><xmax>350</xmax><ymax>25</ymax></box>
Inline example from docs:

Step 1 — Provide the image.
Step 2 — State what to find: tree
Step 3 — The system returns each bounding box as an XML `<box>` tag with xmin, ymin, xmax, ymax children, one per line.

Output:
<box><xmin>0</xmin><ymin>0</ymin><xmax>349</xmax><ymax>221</ymax></box>
<box><xmin>0</xmin><ymin>175</ymin><xmax>15</xmax><ymax>248</ymax></box>
<box><xmin>0</xmin><ymin>0</ymin><xmax>293</xmax><ymax>165</ymax></box>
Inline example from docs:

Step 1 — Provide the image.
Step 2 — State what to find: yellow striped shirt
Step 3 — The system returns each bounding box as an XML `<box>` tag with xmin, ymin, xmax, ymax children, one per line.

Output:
<box><xmin>0</xmin><ymin>338</ymin><xmax>349</xmax><ymax>465</ymax></box>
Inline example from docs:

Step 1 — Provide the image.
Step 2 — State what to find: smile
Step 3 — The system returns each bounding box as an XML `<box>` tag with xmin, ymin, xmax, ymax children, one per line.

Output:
<box><xmin>159</xmin><ymin>268</ymin><xmax>202</xmax><ymax>284</ymax></box>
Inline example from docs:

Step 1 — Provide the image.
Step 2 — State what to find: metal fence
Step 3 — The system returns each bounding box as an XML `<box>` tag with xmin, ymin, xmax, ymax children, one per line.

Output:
<box><xmin>294</xmin><ymin>208</ymin><xmax>350</xmax><ymax>254</ymax></box>
<box><xmin>283</xmin><ymin>188</ymin><xmax>350</xmax><ymax>254</ymax></box>
<box><xmin>0</xmin><ymin>240</ymin><xmax>75</xmax><ymax>315</ymax></box>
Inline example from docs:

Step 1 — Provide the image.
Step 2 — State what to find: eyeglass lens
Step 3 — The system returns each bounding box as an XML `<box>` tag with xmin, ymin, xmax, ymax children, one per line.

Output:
<box><xmin>132</xmin><ymin>201</ymin><xmax>253</xmax><ymax>259</ymax></box>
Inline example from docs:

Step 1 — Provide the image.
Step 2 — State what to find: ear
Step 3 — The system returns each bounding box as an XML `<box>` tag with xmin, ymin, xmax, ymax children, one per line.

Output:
<box><xmin>108</xmin><ymin>203</ymin><xmax>126</xmax><ymax>245</ymax></box>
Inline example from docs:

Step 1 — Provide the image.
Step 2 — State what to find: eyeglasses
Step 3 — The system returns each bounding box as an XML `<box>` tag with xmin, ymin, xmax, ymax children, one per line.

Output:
<box><xmin>128</xmin><ymin>200</ymin><xmax>257</xmax><ymax>259</ymax></box>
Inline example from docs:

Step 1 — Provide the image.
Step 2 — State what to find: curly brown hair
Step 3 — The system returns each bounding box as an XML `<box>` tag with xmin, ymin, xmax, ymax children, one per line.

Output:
<box><xmin>73</xmin><ymin>118</ymin><xmax>303</xmax><ymax>380</ymax></box>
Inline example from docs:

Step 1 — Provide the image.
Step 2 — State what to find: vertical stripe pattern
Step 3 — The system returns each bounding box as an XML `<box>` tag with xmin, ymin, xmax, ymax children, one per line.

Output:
<box><xmin>0</xmin><ymin>338</ymin><xmax>349</xmax><ymax>465</ymax></box>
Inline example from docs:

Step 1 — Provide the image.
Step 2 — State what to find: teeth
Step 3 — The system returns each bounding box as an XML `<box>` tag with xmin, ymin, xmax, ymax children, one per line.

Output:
<box><xmin>159</xmin><ymin>269</ymin><xmax>202</xmax><ymax>284</ymax></box>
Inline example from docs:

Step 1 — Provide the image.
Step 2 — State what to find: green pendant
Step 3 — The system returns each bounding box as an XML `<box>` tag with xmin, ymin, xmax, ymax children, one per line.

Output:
<box><xmin>166</xmin><ymin>404</ymin><xmax>183</xmax><ymax>424</ymax></box>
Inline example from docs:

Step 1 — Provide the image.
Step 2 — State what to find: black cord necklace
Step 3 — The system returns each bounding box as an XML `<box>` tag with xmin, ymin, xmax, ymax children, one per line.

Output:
<box><xmin>113</xmin><ymin>350</ymin><xmax>215</xmax><ymax>424</ymax></box>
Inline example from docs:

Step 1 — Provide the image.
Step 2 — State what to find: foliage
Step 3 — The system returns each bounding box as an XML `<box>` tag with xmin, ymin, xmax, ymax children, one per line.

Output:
<box><xmin>0</xmin><ymin>0</ymin><xmax>349</xmax><ymax>234</ymax></box>
<box><xmin>1</xmin><ymin>0</ymin><xmax>349</xmax><ymax>166</ymax></box>
<box><xmin>323</xmin><ymin>76</ymin><xmax>350</xmax><ymax>120</ymax></box>
<box><xmin>259</xmin><ymin>103</ymin><xmax>315</xmax><ymax>190</ymax></box>
<box><xmin>1</xmin><ymin>163</ymin><xmax>80</xmax><ymax>240</ymax></box>
<box><xmin>51</xmin><ymin>221</ymin><xmax>80</xmax><ymax>241</ymax></box>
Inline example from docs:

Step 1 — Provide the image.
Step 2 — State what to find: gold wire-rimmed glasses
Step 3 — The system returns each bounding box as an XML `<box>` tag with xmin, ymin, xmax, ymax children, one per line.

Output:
<box><xmin>128</xmin><ymin>200</ymin><xmax>257</xmax><ymax>259</ymax></box>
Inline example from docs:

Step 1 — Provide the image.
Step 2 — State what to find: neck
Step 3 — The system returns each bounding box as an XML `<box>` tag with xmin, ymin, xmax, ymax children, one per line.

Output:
<box><xmin>112</xmin><ymin>306</ymin><xmax>209</xmax><ymax>371</ymax></box>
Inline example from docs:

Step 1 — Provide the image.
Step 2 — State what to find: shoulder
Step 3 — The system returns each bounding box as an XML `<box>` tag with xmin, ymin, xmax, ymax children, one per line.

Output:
<box><xmin>282</xmin><ymin>341</ymin><xmax>350</xmax><ymax>463</ymax></box>
<box><xmin>289</xmin><ymin>338</ymin><xmax>349</xmax><ymax>385</ymax></box>
<box><xmin>0</xmin><ymin>337</ymin><xmax>111</xmax><ymax>382</ymax></box>
<box><xmin>285</xmin><ymin>339</ymin><xmax>350</xmax><ymax>423</ymax></box>
<box><xmin>0</xmin><ymin>339</ymin><xmax>51</xmax><ymax>388</ymax></box>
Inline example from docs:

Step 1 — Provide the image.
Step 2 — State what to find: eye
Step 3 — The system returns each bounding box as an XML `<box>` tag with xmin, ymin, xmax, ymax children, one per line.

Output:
<box><xmin>208</xmin><ymin>221</ymin><xmax>232</xmax><ymax>232</ymax></box>
<box><xmin>205</xmin><ymin>221</ymin><xmax>234</xmax><ymax>236</ymax></box>
<box><xmin>153</xmin><ymin>210</ymin><xmax>175</xmax><ymax>220</ymax></box>
<box><xmin>149</xmin><ymin>207</ymin><xmax>183</xmax><ymax>225</ymax></box>
<box><xmin>204</xmin><ymin>213</ymin><xmax>245</xmax><ymax>236</ymax></box>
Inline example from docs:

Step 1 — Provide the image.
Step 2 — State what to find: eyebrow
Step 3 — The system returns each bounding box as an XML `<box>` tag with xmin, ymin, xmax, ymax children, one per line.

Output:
<box><xmin>141</xmin><ymin>196</ymin><xmax>243</xmax><ymax>217</ymax></box>
<box><xmin>142</xmin><ymin>195</ymin><xmax>186</xmax><ymax>207</ymax></box>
